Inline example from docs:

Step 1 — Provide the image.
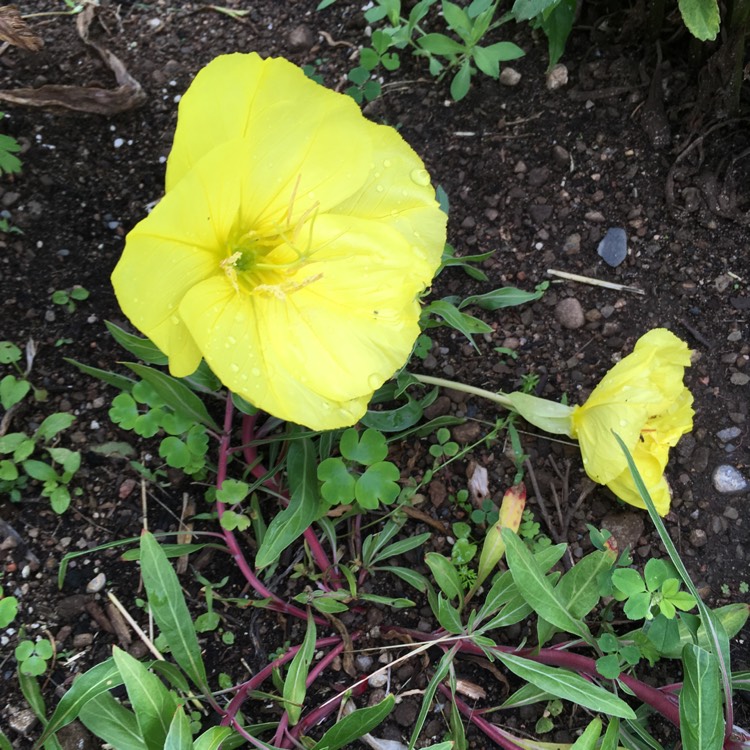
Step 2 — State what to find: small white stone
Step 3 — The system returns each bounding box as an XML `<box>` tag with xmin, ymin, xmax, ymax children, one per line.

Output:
<box><xmin>86</xmin><ymin>572</ymin><xmax>107</xmax><ymax>593</ymax></box>
<box><xmin>499</xmin><ymin>67</ymin><xmax>522</xmax><ymax>86</ymax></box>
<box><xmin>113</xmin><ymin>138</ymin><xmax>124</xmax><ymax>149</ymax></box>
<box><xmin>713</xmin><ymin>465</ymin><xmax>749</xmax><ymax>494</ymax></box>
<box><xmin>368</xmin><ymin>672</ymin><xmax>388</xmax><ymax>688</ymax></box>
<box><xmin>546</xmin><ymin>63</ymin><xmax>569</xmax><ymax>90</ymax></box>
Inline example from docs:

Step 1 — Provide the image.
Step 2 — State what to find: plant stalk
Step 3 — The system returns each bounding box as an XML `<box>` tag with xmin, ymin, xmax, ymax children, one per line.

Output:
<box><xmin>412</xmin><ymin>373</ymin><xmax>514</xmax><ymax>408</ymax></box>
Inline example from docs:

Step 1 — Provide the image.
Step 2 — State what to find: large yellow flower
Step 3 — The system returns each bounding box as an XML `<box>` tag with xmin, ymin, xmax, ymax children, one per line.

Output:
<box><xmin>507</xmin><ymin>329</ymin><xmax>693</xmax><ymax>515</ymax></box>
<box><xmin>111</xmin><ymin>54</ymin><xmax>446</xmax><ymax>430</ymax></box>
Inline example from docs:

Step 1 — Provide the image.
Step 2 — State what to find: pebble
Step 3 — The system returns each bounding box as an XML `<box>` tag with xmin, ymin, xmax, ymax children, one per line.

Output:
<box><xmin>394</xmin><ymin>699</ymin><xmax>418</xmax><ymax>727</ymax></box>
<box><xmin>730</xmin><ymin>372</ymin><xmax>750</xmax><ymax>386</ymax></box>
<box><xmin>287</xmin><ymin>24</ymin><xmax>316</xmax><ymax>51</ymax></box>
<box><xmin>601</xmin><ymin>511</ymin><xmax>644</xmax><ymax>552</ymax></box>
<box><xmin>451</xmin><ymin>422</ymin><xmax>481</xmax><ymax>443</ymax></box>
<box><xmin>555</xmin><ymin>297</ymin><xmax>585</xmax><ymax>329</ymax></box>
<box><xmin>368</xmin><ymin>672</ymin><xmax>388</xmax><ymax>688</ymax></box>
<box><xmin>499</xmin><ymin>67</ymin><xmax>521</xmax><ymax>86</ymax></box>
<box><xmin>717</xmin><ymin>427</ymin><xmax>742</xmax><ymax>442</ymax></box>
<box><xmin>529</xmin><ymin>203</ymin><xmax>553</xmax><ymax>223</ymax></box>
<box><xmin>585</xmin><ymin>210</ymin><xmax>606</xmax><ymax>222</ymax></box>
<box><xmin>73</xmin><ymin>632</ymin><xmax>94</xmax><ymax>648</ymax></box>
<box><xmin>546</xmin><ymin>63</ymin><xmax>568</xmax><ymax>90</ymax></box>
<box><xmin>527</xmin><ymin>167</ymin><xmax>550</xmax><ymax>187</ymax></box>
<box><xmin>597</xmin><ymin>227</ymin><xmax>628</xmax><ymax>267</ymax></box>
<box><xmin>8</xmin><ymin>708</ymin><xmax>37</xmax><ymax>733</ymax></box>
<box><xmin>563</xmin><ymin>233</ymin><xmax>581</xmax><ymax>254</ymax></box>
<box><xmin>689</xmin><ymin>528</ymin><xmax>708</xmax><ymax>547</ymax></box>
<box><xmin>552</xmin><ymin>145</ymin><xmax>570</xmax><ymax>168</ymax></box>
<box><xmin>86</xmin><ymin>572</ymin><xmax>106</xmax><ymax>594</ymax></box>
<box><xmin>724</xmin><ymin>506</ymin><xmax>739</xmax><ymax>520</ymax></box>
<box><xmin>712</xmin><ymin>465</ymin><xmax>749</xmax><ymax>494</ymax></box>
<box><xmin>355</xmin><ymin>654</ymin><xmax>374</xmax><ymax>671</ymax></box>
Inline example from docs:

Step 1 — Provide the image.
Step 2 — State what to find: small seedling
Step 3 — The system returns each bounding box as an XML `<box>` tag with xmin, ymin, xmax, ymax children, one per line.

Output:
<box><xmin>429</xmin><ymin>426</ymin><xmax>459</xmax><ymax>460</ymax></box>
<box><xmin>0</xmin><ymin>584</ymin><xmax>18</xmax><ymax>628</ymax></box>
<box><xmin>15</xmin><ymin>637</ymin><xmax>54</xmax><ymax>677</ymax></box>
<box><xmin>51</xmin><ymin>286</ymin><xmax>89</xmax><ymax>313</ymax></box>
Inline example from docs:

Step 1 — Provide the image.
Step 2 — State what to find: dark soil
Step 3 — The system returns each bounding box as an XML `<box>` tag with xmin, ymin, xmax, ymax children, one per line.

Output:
<box><xmin>1</xmin><ymin>1</ymin><xmax>749</xmax><ymax>747</ymax></box>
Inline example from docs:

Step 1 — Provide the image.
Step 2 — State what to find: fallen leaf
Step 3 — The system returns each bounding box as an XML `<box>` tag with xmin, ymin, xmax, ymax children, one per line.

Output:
<box><xmin>0</xmin><ymin>5</ymin><xmax>43</xmax><ymax>52</ymax></box>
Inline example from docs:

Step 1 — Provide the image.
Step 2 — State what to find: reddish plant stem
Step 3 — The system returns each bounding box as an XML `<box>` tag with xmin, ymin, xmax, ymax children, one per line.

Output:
<box><xmin>215</xmin><ymin>397</ymin><xmax>317</xmax><ymax>623</ymax></box>
<box><xmin>292</xmin><ymin>681</ymin><xmax>368</xmax><ymax>740</ymax></box>
<box><xmin>387</xmin><ymin>627</ymin><xmax>681</xmax><ymax>728</ymax></box>
<box><xmin>241</xmin><ymin>413</ymin><xmax>340</xmax><ymax>587</ymax></box>
<box><xmin>222</xmin><ymin>635</ymin><xmax>343</xmax><ymax>725</ymax></box>
<box><xmin>438</xmin><ymin>684</ymin><xmax>526</xmax><ymax>750</ymax></box>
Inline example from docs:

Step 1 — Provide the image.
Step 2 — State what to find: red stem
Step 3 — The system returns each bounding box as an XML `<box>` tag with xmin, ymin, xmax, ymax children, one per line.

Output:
<box><xmin>438</xmin><ymin>683</ymin><xmax>527</xmax><ymax>750</ymax></box>
<box><xmin>215</xmin><ymin>397</ymin><xmax>319</xmax><ymax>623</ymax></box>
<box><xmin>222</xmin><ymin>635</ymin><xmax>343</xmax><ymax>724</ymax></box>
<box><xmin>241</xmin><ymin>413</ymin><xmax>341</xmax><ymax>587</ymax></box>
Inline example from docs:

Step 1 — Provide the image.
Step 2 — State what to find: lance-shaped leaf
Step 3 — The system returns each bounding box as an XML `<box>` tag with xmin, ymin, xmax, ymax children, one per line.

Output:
<box><xmin>283</xmin><ymin>610</ymin><xmax>316</xmax><ymax>726</ymax></box>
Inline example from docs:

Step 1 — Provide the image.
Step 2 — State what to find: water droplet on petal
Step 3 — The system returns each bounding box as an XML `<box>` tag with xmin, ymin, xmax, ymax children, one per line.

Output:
<box><xmin>170</xmin><ymin>315</ymin><xmax>180</xmax><ymax>325</ymax></box>
<box><xmin>251</xmin><ymin>367</ymin><xmax>261</xmax><ymax>377</ymax></box>
<box><xmin>619</xmin><ymin>419</ymin><xmax>628</xmax><ymax>427</ymax></box>
<box><xmin>410</xmin><ymin>168</ymin><xmax>430</xmax><ymax>187</ymax></box>
<box><xmin>412</xmin><ymin>246</ymin><xmax>427</xmax><ymax>260</ymax></box>
<box><xmin>228</xmin><ymin>336</ymin><xmax>237</xmax><ymax>345</ymax></box>
<box><xmin>376</xmin><ymin>185</ymin><xmax>384</xmax><ymax>193</ymax></box>
<box><xmin>383</xmin><ymin>159</ymin><xmax>392</xmax><ymax>168</ymax></box>
<box><xmin>230</xmin><ymin>364</ymin><xmax>240</xmax><ymax>373</ymax></box>
<box><xmin>367</xmin><ymin>373</ymin><xmax>381</xmax><ymax>389</ymax></box>
<box><xmin>234</xmin><ymin>312</ymin><xmax>246</xmax><ymax>323</ymax></box>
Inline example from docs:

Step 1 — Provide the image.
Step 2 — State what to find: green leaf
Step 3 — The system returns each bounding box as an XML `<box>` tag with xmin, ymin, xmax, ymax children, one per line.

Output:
<box><xmin>193</xmin><ymin>727</ymin><xmax>234</xmax><ymax>750</ymax></box>
<box><xmin>256</xmin><ymin>438</ymin><xmax>322</xmax><ymax>569</ymax></box>
<box><xmin>164</xmin><ymin>706</ymin><xmax>192</xmax><ymax>750</ymax></box>
<box><xmin>511</xmin><ymin>0</ymin><xmax>561</xmax><ymax>21</ymax></box>
<box><xmin>318</xmin><ymin>457</ymin><xmax>356</xmax><ymax>505</ymax></box>
<box><xmin>540</xmin><ymin>0</ymin><xmax>575</xmax><ymax>67</ymax></box>
<box><xmin>378</xmin><ymin>565</ymin><xmax>431</xmax><ymax>593</ymax></box>
<box><xmin>159</xmin><ymin>437</ymin><xmax>191</xmax><ymax>469</ymax></box>
<box><xmin>418</xmin><ymin>32</ymin><xmax>467</xmax><ymax>55</ymax></box>
<box><xmin>500</xmin><ymin>682</ymin><xmax>553</xmax><ymax>708</ymax></box>
<box><xmin>422</xmin><ymin>299</ymin><xmax>492</xmax><ymax>348</ymax></box>
<box><xmin>436</xmin><ymin>594</ymin><xmax>464</xmax><ymax>634</ymax></box>
<box><xmin>556</xmin><ymin>551</ymin><xmax>613</xmax><ymax>618</ymax></box>
<box><xmin>680</xmin><ymin>644</ymin><xmax>724</xmax><ymax>750</ymax></box>
<box><xmin>0</xmin><ymin>341</ymin><xmax>21</xmax><ymax>364</ymax></box>
<box><xmin>596</xmin><ymin>718</ymin><xmax>619</xmax><ymax>750</ymax></box>
<box><xmin>503</xmin><ymin>529</ymin><xmax>592</xmax><ymax>642</ymax></box>
<box><xmin>112</xmin><ymin>646</ymin><xmax>177</xmax><ymax>750</ymax></box>
<box><xmin>571</xmin><ymin>718</ymin><xmax>602</xmax><ymax>750</ymax></box>
<box><xmin>450</xmin><ymin>60</ymin><xmax>473</xmax><ymax>101</ymax></box>
<box><xmin>409</xmin><ymin>646</ymin><xmax>458</xmax><ymax>748</ymax></box>
<box><xmin>361</xmin><ymin>394</ymin><xmax>424</xmax><ymax>432</ymax></box>
<box><xmin>612</xmin><ymin>568</ymin><xmax>646</xmax><ymax>597</ymax></box>
<box><xmin>355</xmin><ymin>462</ymin><xmax>401</xmax><ymax>509</ymax></box>
<box><xmin>678</xmin><ymin>0</ymin><xmax>720</xmax><ymax>40</ymax></box>
<box><xmin>425</xmin><ymin>552</ymin><xmax>463</xmax><ymax>602</ymax></box>
<box><xmin>22</xmin><ymin>460</ymin><xmax>59</xmax><ymax>482</ymax></box>
<box><xmin>79</xmin><ymin>692</ymin><xmax>148</xmax><ymax>750</ymax></box>
<box><xmin>65</xmin><ymin>357</ymin><xmax>136</xmax><ymax>392</ymax></box>
<box><xmin>505</xmin><ymin>391</ymin><xmax>573</xmax><ymax>436</ymax></box>
<box><xmin>124</xmin><ymin>363</ymin><xmax>219</xmax><ymax>430</ymax></box>
<box><xmin>284</xmin><ymin>610</ymin><xmax>316</xmax><ymax>725</ymax></box>
<box><xmin>38</xmin><ymin>659</ymin><xmax>123</xmax><ymax>743</ymax></box>
<box><xmin>313</xmin><ymin>695</ymin><xmax>395</xmax><ymax>750</ymax></box>
<box><xmin>139</xmin><ymin>532</ymin><xmax>208</xmax><ymax>690</ymax></box>
<box><xmin>493</xmin><ymin>652</ymin><xmax>636</xmax><ymax>719</ymax></box>
<box><xmin>442</xmin><ymin>0</ymin><xmax>472</xmax><ymax>35</ymax></box>
<box><xmin>460</xmin><ymin>285</ymin><xmax>542</xmax><ymax>311</ymax></box>
<box><xmin>0</xmin><ymin>375</ymin><xmax>30</xmax><ymax>409</ymax></box>
<box><xmin>105</xmin><ymin>321</ymin><xmax>169</xmax><ymax>365</ymax></box>
<box><xmin>340</xmin><ymin>428</ymin><xmax>388</xmax><ymax>465</ymax></box>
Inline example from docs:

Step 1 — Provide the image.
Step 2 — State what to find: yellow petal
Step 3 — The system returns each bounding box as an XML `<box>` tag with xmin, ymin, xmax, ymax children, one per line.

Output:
<box><xmin>605</xmin><ymin>437</ymin><xmax>672</xmax><ymax>516</ymax></box>
<box><xmin>571</xmin><ymin>402</ymin><xmax>647</xmax><ymax>484</ymax></box>
<box><xmin>331</xmin><ymin>121</ymin><xmax>446</xmax><ymax>266</ymax></box>
<box><xmin>166</xmin><ymin>53</ymin><xmax>370</xmax><ymax>208</ymax></box>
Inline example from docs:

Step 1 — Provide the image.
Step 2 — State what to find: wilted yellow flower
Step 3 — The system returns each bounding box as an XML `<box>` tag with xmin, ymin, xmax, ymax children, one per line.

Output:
<box><xmin>508</xmin><ymin>329</ymin><xmax>693</xmax><ymax>515</ymax></box>
<box><xmin>111</xmin><ymin>54</ymin><xmax>446</xmax><ymax>430</ymax></box>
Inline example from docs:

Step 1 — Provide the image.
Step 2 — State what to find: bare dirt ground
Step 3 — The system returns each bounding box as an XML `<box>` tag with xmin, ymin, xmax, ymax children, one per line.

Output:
<box><xmin>0</xmin><ymin>0</ymin><xmax>749</xmax><ymax>746</ymax></box>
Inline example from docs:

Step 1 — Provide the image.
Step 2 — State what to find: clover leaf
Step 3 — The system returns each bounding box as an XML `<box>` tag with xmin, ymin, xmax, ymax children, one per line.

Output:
<box><xmin>340</xmin><ymin>428</ymin><xmax>388</xmax><ymax>465</ymax></box>
<box><xmin>355</xmin><ymin>462</ymin><xmax>400</xmax><ymax>509</ymax></box>
<box><xmin>318</xmin><ymin>457</ymin><xmax>356</xmax><ymax>505</ymax></box>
